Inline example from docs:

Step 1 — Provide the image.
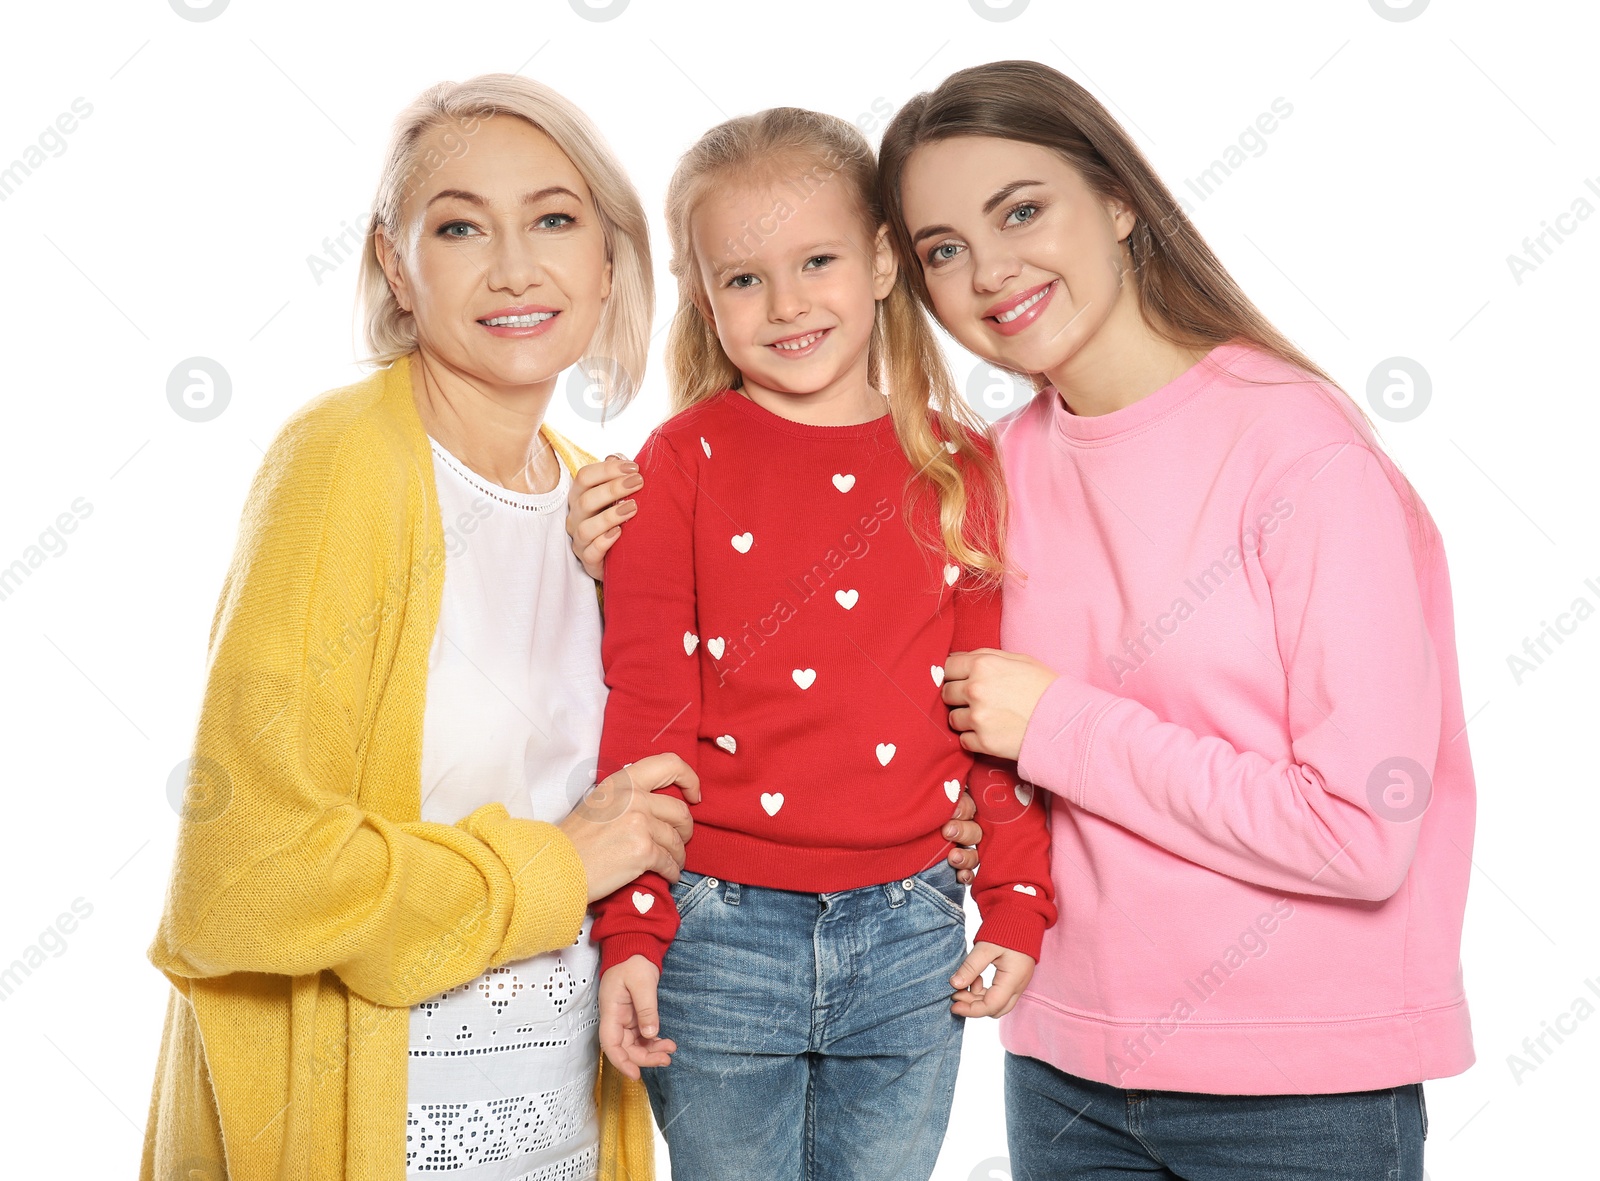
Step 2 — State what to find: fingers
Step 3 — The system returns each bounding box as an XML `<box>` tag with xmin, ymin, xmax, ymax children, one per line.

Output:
<box><xmin>630</xmin><ymin>975</ymin><xmax>661</xmax><ymax>1040</ymax></box>
<box><xmin>645</xmin><ymin>816</ymin><xmax>688</xmax><ymax>877</ymax></box>
<box><xmin>950</xmin><ymin>945</ymin><xmax>999</xmax><ymax>992</ymax></box>
<box><xmin>945</xmin><ymin>844</ymin><xmax>979</xmax><ymax>884</ymax></box>
<box><xmin>570</xmin><ymin>456</ymin><xmax>639</xmax><ymax>506</ymax></box>
<box><xmin>632</xmin><ymin>754</ymin><xmax>702</xmax><ymax>804</ymax></box>
<box><xmin>953</xmin><ymin>789</ymin><xmax>978</xmax><ymax>823</ymax></box>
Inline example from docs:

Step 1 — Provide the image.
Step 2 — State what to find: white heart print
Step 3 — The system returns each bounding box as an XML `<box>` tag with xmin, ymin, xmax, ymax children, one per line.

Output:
<box><xmin>707</xmin><ymin>637</ymin><xmax>725</xmax><ymax>660</ymax></box>
<box><xmin>835</xmin><ymin>589</ymin><xmax>859</xmax><ymax>610</ymax></box>
<box><xmin>792</xmin><ymin>669</ymin><xmax>816</xmax><ymax>690</ymax></box>
<box><xmin>715</xmin><ymin>734</ymin><xmax>737</xmax><ymax>754</ymax></box>
<box><xmin>944</xmin><ymin>779</ymin><xmax>961</xmax><ymax>803</ymax></box>
<box><xmin>761</xmin><ymin>792</ymin><xmax>784</xmax><ymax>816</ymax></box>
<box><xmin>1015</xmin><ymin>782</ymin><xmax>1034</xmax><ymax>806</ymax></box>
<box><xmin>876</xmin><ymin>743</ymin><xmax>896</xmax><ymax>766</ymax></box>
<box><xmin>832</xmin><ymin>473</ymin><xmax>855</xmax><ymax>493</ymax></box>
<box><xmin>632</xmin><ymin>890</ymin><xmax>655</xmax><ymax>913</ymax></box>
<box><xmin>931</xmin><ymin>665</ymin><xmax>945</xmax><ymax>688</ymax></box>
<box><xmin>944</xmin><ymin>440</ymin><xmax>959</xmax><ymax>453</ymax></box>
<box><xmin>1012</xmin><ymin>884</ymin><xmax>1038</xmax><ymax>896</ymax></box>
<box><xmin>943</xmin><ymin>564</ymin><xmax>960</xmax><ymax>586</ymax></box>
<box><xmin>701</xmin><ymin>436</ymin><xmax>712</xmax><ymax>457</ymax></box>
<box><xmin>731</xmin><ymin>532</ymin><xmax>753</xmax><ymax>553</ymax></box>
<box><xmin>684</xmin><ymin>632</ymin><xmax>699</xmax><ymax>656</ymax></box>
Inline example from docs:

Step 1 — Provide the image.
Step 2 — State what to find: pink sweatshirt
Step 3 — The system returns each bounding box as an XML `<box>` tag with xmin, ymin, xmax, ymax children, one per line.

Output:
<box><xmin>996</xmin><ymin>340</ymin><xmax>1476</xmax><ymax>1095</ymax></box>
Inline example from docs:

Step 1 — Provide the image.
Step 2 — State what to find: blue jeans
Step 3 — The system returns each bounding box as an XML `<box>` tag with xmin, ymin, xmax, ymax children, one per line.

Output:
<box><xmin>1004</xmin><ymin>1050</ymin><xmax>1428</xmax><ymax>1180</ymax></box>
<box><xmin>639</xmin><ymin>860</ymin><xmax>970</xmax><ymax>1181</ymax></box>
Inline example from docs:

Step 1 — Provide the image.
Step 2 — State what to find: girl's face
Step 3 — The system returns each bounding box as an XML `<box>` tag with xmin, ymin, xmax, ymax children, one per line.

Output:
<box><xmin>899</xmin><ymin>135</ymin><xmax>1134</xmax><ymax>380</ymax></box>
<box><xmin>377</xmin><ymin>114</ymin><xmax>612</xmax><ymax>392</ymax></box>
<box><xmin>691</xmin><ymin>169</ymin><xmax>895</xmax><ymax>406</ymax></box>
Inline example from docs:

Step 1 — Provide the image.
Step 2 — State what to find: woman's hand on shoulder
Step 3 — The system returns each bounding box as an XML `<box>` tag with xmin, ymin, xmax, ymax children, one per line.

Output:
<box><xmin>566</xmin><ymin>454</ymin><xmax>642</xmax><ymax>580</ymax></box>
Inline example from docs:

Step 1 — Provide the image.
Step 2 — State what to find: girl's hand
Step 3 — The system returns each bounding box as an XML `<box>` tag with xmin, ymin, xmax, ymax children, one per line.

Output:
<box><xmin>950</xmin><ymin>942</ymin><xmax>1036</xmax><ymax>1019</ymax></box>
<box><xmin>565</xmin><ymin>454</ymin><xmax>642</xmax><ymax>580</ymax></box>
<box><xmin>558</xmin><ymin>754</ymin><xmax>701</xmax><ymax>902</ymax></box>
<box><xmin>945</xmin><ymin>788</ymin><xmax>984</xmax><ymax>885</ymax></box>
<box><xmin>942</xmin><ymin>648</ymin><xmax>1059</xmax><ymax>762</ymax></box>
<box><xmin>598</xmin><ymin>955</ymin><xmax>675</xmax><ymax>1079</ymax></box>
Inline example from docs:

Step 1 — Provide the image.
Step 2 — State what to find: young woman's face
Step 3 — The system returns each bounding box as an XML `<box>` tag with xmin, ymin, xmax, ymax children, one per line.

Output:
<box><xmin>899</xmin><ymin>135</ymin><xmax>1134</xmax><ymax>379</ymax></box>
<box><xmin>691</xmin><ymin>170</ymin><xmax>895</xmax><ymax>403</ymax></box>
<box><xmin>378</xmin><ymin>114</ymin><xmax>612</xmax><ymax>390</ymax></box>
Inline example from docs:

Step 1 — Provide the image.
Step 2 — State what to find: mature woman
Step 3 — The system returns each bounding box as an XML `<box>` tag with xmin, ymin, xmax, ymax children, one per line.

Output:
<box><xmin>144</xmin><ymin>75</ymin><xmax>677</xmax><ymax>1181</ymax></box>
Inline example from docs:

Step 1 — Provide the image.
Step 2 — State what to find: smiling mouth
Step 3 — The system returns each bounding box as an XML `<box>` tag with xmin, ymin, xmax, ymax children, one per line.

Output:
<box><xmin>990</xmin><ymin>284</ymin><xmax>1052</xmax><ymax>323</ymax></box>
<box><xmin>767</xmin><ymin>328</ymin><xmax>830</xmax><ymax>351</ymax></box>
<box><xmin>480</xmin><ymin>312</ymin><xmax>556</xmax><ymax>327</ymax></box>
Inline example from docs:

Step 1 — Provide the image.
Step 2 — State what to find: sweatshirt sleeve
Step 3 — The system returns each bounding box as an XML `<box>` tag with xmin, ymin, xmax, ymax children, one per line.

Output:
<box><xmin>1016</xmin><ymin>442</ymin><xmax>1442</xmax><ymax>902</ymax></box>
<box><xmin>146</xmin><ymin>415</ymin><xmax>591</xmax><ymax>1009</ymax></box>
<box><xmin>951</xmin><ymin>574</ymin><xmax>1058</xmax><ymax>961</ymax></box>
<box><xmin>588</xmin><ymin>428</ymin><xmax>702</xmax><ymax>976</ymax></box>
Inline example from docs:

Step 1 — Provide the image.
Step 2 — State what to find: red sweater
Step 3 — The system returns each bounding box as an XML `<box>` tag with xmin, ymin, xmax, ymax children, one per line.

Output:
<box><xmin>590</xmin><ymin>389</ymin><xmax>1057</xmax><ymax>976</ymax></box>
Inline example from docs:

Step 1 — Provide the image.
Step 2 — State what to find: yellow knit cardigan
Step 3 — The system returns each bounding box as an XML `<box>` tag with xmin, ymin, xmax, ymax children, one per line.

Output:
<box><xmin>140</xmin><ymin>351</ymin><xmax>653</xmax><ymax>1181</ymax></box>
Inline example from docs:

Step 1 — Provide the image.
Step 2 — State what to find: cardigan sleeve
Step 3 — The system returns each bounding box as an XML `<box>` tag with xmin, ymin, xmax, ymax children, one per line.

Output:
<box><xmin>1015</xmin><ymin>442</ymin><xmax>1442</xmax><ymax>902</ymax></box>
<box><xmin>147</xmin><ymin>410</ymin><xmax>590</xmax><ymax>1008</ymax></box>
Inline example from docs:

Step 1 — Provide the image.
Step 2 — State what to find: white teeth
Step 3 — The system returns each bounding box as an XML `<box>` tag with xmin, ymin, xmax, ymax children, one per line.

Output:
<box><xmin>995</xmin><ymin>286</ymin><xmax>1048</xmax><ymax>323</ymax></box>
<box><xmin>771</xmin><ymin>330</ymin><xmax>825</xmax><ymax>351</ymax></box>
<box><xmin>482</xmin><ymin>312</ymin><xmax>555</xmax><ymax>327</ymax></box>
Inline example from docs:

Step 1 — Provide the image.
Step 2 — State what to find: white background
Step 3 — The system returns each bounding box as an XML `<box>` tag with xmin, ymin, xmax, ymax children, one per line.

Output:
<box><xmin>1</xmin><ymin>1</ymin><xmax>1595</xmax><ymax>1177</ymax></box>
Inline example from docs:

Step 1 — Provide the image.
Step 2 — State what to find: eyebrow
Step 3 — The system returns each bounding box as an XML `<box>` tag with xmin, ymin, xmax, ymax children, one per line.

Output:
<box><xmin>426</xmin><ymin>185</ymin><xmax>584</xmax><ymax>210</ymax></box>
<box><xmin>910</xmin><ymin>179</ymin><xmax>1046</xmax><ymax>246</ymax></box>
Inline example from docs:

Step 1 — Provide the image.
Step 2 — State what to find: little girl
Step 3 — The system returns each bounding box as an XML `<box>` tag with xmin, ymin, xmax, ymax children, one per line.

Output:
<box><xmin>587</xmin><ymin>108</ymin><xmax>1057</xmax><ymax>1180</ymax></box>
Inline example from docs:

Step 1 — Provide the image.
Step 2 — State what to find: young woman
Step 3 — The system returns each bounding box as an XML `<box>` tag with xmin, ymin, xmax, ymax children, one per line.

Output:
<box><xmin>586</xmin><ymin>107</ymin><xmax>1055</xmax><ymax>1181</ymax></box>
<box><xmin>879</xmin><ymin>60</ymin><xmax>1474</xmax><ymax>1180</ymax></box>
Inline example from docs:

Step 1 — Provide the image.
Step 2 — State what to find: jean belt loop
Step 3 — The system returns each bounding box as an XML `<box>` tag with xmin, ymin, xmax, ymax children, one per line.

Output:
<box><xmin>885</xmin><ymin>878</ymin><xmax>908</xmax><ymax>908</ymax></box>
<box><xmin>723</xmin><ymin>879</ymin><xmax>740</xmax><ymax>906</ymax></box>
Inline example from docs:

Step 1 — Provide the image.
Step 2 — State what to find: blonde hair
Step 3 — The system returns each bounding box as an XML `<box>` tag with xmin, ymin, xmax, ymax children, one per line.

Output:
<box><xmin>663</xmin><ymin>107</ymin><xmax>1011</xmax><ymax>585</ymax></box>
<box><xmin>356</xmin><ymin>73</ymin><xmax>653</xmax><ymax>409</ymax></box>
<box><xmin>878</xmin><ymin>60</ymin><xmax>1429</xmax><ymax>544</ymax></box>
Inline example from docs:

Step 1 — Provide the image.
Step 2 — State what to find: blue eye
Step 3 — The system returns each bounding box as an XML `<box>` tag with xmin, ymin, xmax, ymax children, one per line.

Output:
<box><xmin>728</xmin><ymin>274</ymin><xmax>758</xmax><ymax>289</ymax></box>
<box><xmin>803</xmin><ymin>254</ymin><xmax>835</xmax><ymax>269</ymax></box>
<box><xmin>1005</xmin><ymin>202</ymin><xmax>1040</xmax><ymax>226</ymax></box>
<box><xmin>538</xmin><ymin>213</ymin><xmax>575</xmax><ymax>230</ymax></box>
<box><xmin>925</xmin><ymin>241</ymin><xmax>963</xmax><ymax>268</ymax></box>
<box><xmin>439</xmin><ymin>220</ymin><xmax>478</xmax><ymax>238</ymax></box>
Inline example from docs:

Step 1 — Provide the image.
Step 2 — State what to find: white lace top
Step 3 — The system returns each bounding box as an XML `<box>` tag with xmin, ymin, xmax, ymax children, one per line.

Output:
<box><xmin>407</xmin><ymin>435</ymin><xmax>606</xmax><ymax>1181</ymax></box>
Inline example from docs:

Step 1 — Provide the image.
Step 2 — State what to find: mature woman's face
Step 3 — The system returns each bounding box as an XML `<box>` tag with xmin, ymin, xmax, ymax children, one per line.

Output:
<box><xmin>898</xmin><ymin>135</ymin><xmax>1132</xmax><ymax>379</ymax></box>
<box><xmin>379</xmin><ymin>113</ymin><xmax>612</xmax><ymax>391</ymax></box>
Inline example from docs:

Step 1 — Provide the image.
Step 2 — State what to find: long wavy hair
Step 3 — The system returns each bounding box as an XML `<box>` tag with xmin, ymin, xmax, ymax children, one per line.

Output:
<box><xmin>664</xmin><ymin>106</ymin><xmax>1011</xmax><ymax>585</ymax></box>
<box><xmin>877</xmin><ymin>60</ymin><xmax>1428</xmax><ymax>543</ymax></box>
<box><xmin>355</xmin><ymin>73</ymin><xmax>653</xmax><ymax>410</ymax></box>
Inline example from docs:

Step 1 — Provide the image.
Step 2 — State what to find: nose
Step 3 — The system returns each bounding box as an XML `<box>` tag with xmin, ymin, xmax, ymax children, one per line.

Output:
<box><xmin>765</xmin><ymin>273</ymin><xmax>809</xmax><ymax>323</ymax></box>
<box><xmin>484</xmin><ymin>222</ymin><xmax>548</xmax><ymax>297</ymax></box>
<box><xmin>968</xmin><ymin>236</ymin><xmax>1021</xmax><ymax>296</ymax></box>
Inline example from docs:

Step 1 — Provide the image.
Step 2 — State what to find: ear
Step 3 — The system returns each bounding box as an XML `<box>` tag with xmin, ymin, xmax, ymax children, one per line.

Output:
<box><xmin>374</xmin><ymin>223</ymin><xmax>412</xmax><ymax>314</ymax></box>
<box><xmin>871</xmin><ymin>223</ymin><xmax>899</xmax><ymax>302</ymax></box>
<box><xmin>1106</xmin><ymin>197</ymin><xmax>1137</xmax><ymax>245</ymax></box>
<box><xmin>600</xmin><ymin>254</ymin><xmax>614</xmax><ymax>303</ymax></box>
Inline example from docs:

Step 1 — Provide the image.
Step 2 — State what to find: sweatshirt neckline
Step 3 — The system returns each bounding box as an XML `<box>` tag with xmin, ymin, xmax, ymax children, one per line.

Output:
<box><xmin>1047</xmin><ymin>341</ymin><xmax>1248</xmax><ymax>445</ymax></box>
<box><xmin>718</xmin><ymin>387</ymin><xmax>895</xmax><ymax>439</ymax></box>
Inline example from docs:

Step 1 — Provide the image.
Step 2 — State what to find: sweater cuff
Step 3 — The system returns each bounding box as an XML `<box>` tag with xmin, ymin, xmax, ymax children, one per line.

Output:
<box><xmin>973</xmin><ymin>906</ymin><xmax>1049</xmax><ymax>963</ymax></box>
<box><xmin>599</xmin><ymin>933</ymin><xmax>670</xmax><ymax>978</ymax></box>
<box><xmin>457</xmin><ymin>804</ymin><xmax>589</xmax><ymax>966</ymax></box>
<box><xmin>1018</xmin><ymin>673</ymin><xmax>1123</xmax><ymax>811</ymax></box>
